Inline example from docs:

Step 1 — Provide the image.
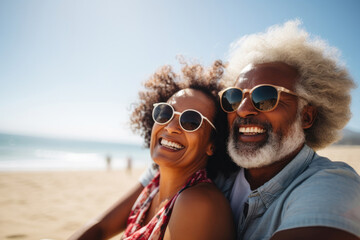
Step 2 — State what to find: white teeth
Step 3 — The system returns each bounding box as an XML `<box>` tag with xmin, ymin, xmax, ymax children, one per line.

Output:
<box><xmin>160</xmin><ymin>139</ymin><xmax>185</xmax><ymax>150</ymax></box>
<box><xmin>239</xmin><ymin>127</ymin><xmax>266</xmax><ymax>135</ymax></box>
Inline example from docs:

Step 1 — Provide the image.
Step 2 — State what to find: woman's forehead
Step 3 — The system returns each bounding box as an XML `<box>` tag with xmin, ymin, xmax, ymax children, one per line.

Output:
<box><xmin>168</xmin><ymin>89</ymin><xmax>210</xmax><ymax>104</ymax></box>
<box><xmin>167</xmin><ymin>89</ymin><xmax>215</xmax><ymax>117</ymax></box>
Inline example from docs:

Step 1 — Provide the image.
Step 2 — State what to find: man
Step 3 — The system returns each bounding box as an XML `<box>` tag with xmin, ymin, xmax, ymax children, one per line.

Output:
<box><xmin>69</xmin><ymin>20</ymin><xmax>360</xmax><ymax>240</ymax></box>
<box><xmin>216</xmin><ymin>20</ymin><xmax>359</xmax><ymax>239</ymax></box>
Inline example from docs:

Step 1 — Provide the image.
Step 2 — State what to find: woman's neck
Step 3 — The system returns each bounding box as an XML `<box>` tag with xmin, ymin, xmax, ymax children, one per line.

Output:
<box><xmin>157</xmin><ymin>164</ymin><xmax>205</xmax><ymax>202</ymax></box>
<box><xmin>143</xmin><ymin>162</ymin><xmax>207</xmax><ymax>225</ymax></box>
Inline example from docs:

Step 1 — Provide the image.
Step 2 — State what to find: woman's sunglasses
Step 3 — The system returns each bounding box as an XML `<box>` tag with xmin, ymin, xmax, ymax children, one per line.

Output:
<box><xmin>219</xmin><ymin>84</ymin><xmax>301</xmax><ymax>113</ymax></box>
<box><xmin>152</xmin><ymin>103</ymin><xmax>216</xmax><ymax>132</ymax></box>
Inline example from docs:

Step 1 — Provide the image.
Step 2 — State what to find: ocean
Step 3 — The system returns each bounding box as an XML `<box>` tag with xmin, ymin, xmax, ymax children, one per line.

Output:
<box><xmin>0</xmin><ymin>133</ymin><xmax>151</xmax><ymax>171</ymax></box>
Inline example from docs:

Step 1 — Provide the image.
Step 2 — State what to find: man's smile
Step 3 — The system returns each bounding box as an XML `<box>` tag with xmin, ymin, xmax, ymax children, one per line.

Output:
<box><xmin>235</xmin><ymin>123</ymin><xmax>269</xmax><ymax>143</ymax></box>
<box><xmin>239</xmin><ymin>126</ymin><xmax>266</xmax><ymax>135</ymax></box>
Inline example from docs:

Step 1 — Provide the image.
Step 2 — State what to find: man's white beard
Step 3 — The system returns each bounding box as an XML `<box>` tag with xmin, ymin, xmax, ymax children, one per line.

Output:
<box><xmin>227</xmin><ymin>116</ymin><xmax>305</xmax><ymax>169</ymax></box>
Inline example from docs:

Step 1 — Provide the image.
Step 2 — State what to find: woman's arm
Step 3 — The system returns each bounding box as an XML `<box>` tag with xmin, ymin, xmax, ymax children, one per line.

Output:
<box><xmin>68</xmin><ymin>183</ymin><xmax>144</xmax><ymax>240</ymax></box>
<box><xmin>164</xmin><ymin>183</ymin><xmax>235</xmax><ymax>240</ymax></box>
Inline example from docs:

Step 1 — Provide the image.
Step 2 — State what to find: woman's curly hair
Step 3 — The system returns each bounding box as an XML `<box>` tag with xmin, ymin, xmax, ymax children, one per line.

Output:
<box><xmin>130</xmin><ymin>60</ymin><xmax>239</xmax><ymax>178</ymax></box>
<box><xmin>223</xmin><ymin>19</ymin><xmax>356</xmax><ymax>150</ymax></box>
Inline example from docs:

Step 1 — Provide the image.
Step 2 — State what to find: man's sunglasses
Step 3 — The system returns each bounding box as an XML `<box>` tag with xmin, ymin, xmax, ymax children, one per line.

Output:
<box><xmin>219</xmin><ymin>84</ymin><xmax>301</xmax><ymax>113</ymax></box>
<box><xmin>152</xmin><ymin>102</ymin><xmax>216</xmax><ymax>132</ymax></box>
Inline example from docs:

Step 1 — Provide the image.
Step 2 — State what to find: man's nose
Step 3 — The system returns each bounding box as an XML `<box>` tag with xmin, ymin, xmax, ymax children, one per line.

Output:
<box><xmin>236</xmin><ymin>95</ymin><xmax>259</xmax><ymax>118</ymax></box>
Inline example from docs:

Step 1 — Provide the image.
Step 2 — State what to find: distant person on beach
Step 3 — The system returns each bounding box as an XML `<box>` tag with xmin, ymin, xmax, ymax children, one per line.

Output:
<box><xmin>126</xmin><ymin>156</ymin><xmax>132</xmax><ymax>173</ymax></box>
<box><xmin>69</xmin><ymin>61</ymin><xmax>238</xmax><ymax>239</ymax></box>
<box><xmin>70</xmin><ymin>20</ymin><xmax>360</xmax><ymax>240</ymax></box>
<box><xmin>106</xmin><ymin>155</ymin><xmax>112</xmax><ymax>171</ymax></box>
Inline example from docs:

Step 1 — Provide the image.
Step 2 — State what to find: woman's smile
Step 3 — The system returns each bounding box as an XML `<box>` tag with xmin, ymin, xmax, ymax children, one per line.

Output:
<box><xmin>159</xmin><ymin>138</ymin><xmax>185</xmax><ymax>151</ymax></box>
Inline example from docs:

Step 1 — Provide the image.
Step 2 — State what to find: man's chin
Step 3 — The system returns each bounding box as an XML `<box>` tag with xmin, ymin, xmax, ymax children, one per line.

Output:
<box><xmin>227</xmin><ymin>136</ymin><xmax>277</xmax><ymax>168</ymax></box>
<box><xmin>233</xmin><ymin>141</ymin><xmax>266</xmax><ymax>153</ymax></box>
<box><xmin>227</xmin><ymin>117</ymin><xmax>305</xmax><ymax>169</ymax></box>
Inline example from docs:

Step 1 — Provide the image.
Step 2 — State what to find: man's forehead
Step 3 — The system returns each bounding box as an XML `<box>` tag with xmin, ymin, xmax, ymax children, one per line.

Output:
<box><xmin>235</xmin><ymin>62</ymin><xmax>299</xmax><ymax>89</ymax></box>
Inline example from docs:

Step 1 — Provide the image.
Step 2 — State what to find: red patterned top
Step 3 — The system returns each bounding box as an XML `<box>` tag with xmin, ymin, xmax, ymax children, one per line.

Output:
<box><xmin>121</xmin><ymin>169</ymin><xmax>212</xmax><ymax>240</ymax></box>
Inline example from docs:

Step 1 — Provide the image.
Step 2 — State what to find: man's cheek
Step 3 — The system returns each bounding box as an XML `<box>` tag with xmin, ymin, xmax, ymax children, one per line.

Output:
<box><xmin>227</xmin><ymin>113</ymin><xmax>236</xmax><ymax>129</ymax></box>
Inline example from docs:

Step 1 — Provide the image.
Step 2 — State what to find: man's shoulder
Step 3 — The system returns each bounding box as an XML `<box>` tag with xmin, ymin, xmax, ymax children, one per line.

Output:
<box><xmin>305</xmin><ymin>153</ymin><xmax>359</xmax><ymax>182</ymax></box>
<box><xmin>287</xmin><ymin>153</ymin><xmax>360</xmax><ymax>196</ymax></box>
<box><xmin>278</xmin><ymin>151</ymin><xmax>360</xmax><ymax>215</ymax></box>
<box><xmin>275</xmin><ymin>154</ymin><xmax>360</xmax><ymax>238</ymax></box>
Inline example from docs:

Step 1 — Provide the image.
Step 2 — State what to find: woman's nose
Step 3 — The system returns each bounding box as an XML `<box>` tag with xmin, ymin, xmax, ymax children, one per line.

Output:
<box><xmin>164</xmin><ymin>117</ymin><xmax>182</xmax><ymax>134</ymax></box>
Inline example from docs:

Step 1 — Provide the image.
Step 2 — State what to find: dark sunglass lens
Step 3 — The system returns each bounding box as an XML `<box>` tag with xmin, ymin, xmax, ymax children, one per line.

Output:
<box><xmin>252</xmin><ymin>86</ymin><xmax>278</xmax><ymax>111</ymax></box>
<box><xmin>221</xmin><ymin>88</ymin><xmax>243</xmax><ymax>112</ymax></box>
<box><xmin>180</xmin><ymin>110</ymin><xmax>202</xmax><ymax>131</ymax></box>
<box><xmin>153</xmin><ymin>104</ymin><xmax>173</xmax><ymax>124</ymax></box>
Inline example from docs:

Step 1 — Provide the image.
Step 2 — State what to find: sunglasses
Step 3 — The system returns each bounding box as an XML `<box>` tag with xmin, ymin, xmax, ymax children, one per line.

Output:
<box><xmin>219</xmin><ymin>84</ymin><xmax>301</xmax><ymax>113</ymax></box>
<box><xmin>152</xmin><ymin>102</ymin><xmax>216</xmax><ymax>132</ymax></box>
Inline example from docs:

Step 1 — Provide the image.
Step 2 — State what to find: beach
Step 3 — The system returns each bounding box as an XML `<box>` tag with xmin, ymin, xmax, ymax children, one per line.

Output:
<box><xmin>0</xmin><ymin>168</ymin><xmax>145</xmax><ymax>240</ymax></box>
<box><xmin>1</xmin><ymin>146</ymin><xmax>359</xmax><ymax>240</ymax></box>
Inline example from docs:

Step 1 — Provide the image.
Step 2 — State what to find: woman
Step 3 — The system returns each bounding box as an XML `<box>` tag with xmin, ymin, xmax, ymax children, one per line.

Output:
<box><xmin>69</xmin><ymin>61</ymin><xmax>238</xmax><ymax>240</ymax></box>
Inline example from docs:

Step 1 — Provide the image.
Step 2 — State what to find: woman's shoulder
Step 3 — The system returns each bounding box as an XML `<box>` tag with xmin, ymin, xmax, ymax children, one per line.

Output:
<box><xmin>174</xmin><ymin>182</ymin><xmax>232</xmax><ymax>220</ymax></box>
<box><xmin>177</xmin><ymin>182</ymin><xmax>226</xmax><ymax>205</ymax></box>
<box><xmin>164</xmin><ymin>183</ymin><xmax>235</xmax><ymax>240</ymax></box>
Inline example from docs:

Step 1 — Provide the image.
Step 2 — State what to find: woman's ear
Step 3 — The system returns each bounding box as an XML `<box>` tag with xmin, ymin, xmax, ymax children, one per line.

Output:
<box><xmin>206</xmin><ymin>144</ymin><xmax>214</xmax><ymax>156</ymax></box>
<box><xmin>301</xmin><ymin>104</ymin><xmax>317</xmax><ymax>129</ymax></box>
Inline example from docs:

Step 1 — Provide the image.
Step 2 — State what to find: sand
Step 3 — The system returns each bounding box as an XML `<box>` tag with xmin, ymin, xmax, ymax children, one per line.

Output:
<box><xmin>0</xmin><ymin>169</ymin><xmax>145</xmax><ymax>240</ymax></box>
<box><xmin>0</xmin><ymin>146</ymin><xmax>359</xmax><ymax>240</ymax></box>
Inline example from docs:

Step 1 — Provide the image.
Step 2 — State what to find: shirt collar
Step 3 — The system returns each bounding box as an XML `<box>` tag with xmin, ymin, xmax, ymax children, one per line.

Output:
<box><xmin>251</xmin><ymin>144</ymin><xmax>315</xmax><ymax>208</ymax></box>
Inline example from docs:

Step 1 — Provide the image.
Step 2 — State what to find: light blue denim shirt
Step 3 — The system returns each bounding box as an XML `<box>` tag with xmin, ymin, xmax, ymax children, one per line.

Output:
<box><xmin>140</xmin><ymin>145</ymin><xmax>360</xmax><ymax>239</ymax></box>
<box><xmin>219</xmin><ymin>145</ymin><xmax>360</xmax><ymax>240</ymax></box>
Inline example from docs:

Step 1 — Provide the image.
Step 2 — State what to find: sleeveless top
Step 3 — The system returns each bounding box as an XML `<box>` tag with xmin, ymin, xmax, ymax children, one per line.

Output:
<box><xmin>121</xmin><ymin>169</ymin><xmax>212</xmax><ymax>240</ymax></box>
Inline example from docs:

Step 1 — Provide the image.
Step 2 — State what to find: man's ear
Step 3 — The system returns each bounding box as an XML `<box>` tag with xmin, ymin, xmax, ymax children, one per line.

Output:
<box><xmin>301</xmin><ymin>104</ymin><xmax>317</xmax><ymax>129</ymax></box>
<box><xmin>206</xmin><ymin>144</ymin><xmax>214</xmax><ymax>156</ymax></box>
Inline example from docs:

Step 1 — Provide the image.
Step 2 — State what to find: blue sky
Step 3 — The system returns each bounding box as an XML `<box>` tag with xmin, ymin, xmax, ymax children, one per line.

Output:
<box><xmin>0</xmin><ymin>0</ymin><xmax>359</xmax><ymax>144</ymax></box>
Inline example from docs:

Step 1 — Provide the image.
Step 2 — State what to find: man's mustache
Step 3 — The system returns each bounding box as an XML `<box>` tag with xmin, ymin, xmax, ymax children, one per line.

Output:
<box><xmin>231</xmin><ymin>117</ymin><xmax>272</xmax><ymax>131</ymax></box>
